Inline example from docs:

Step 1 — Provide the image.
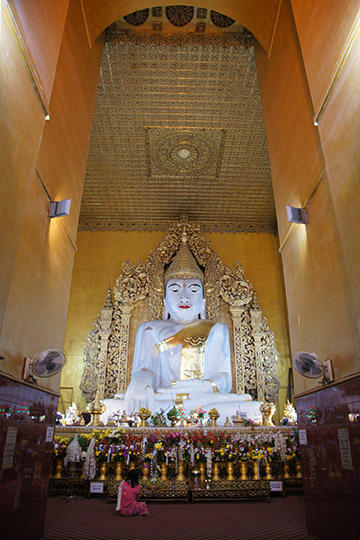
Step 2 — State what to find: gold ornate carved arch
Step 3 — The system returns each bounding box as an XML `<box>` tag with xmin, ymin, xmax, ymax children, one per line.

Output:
<box><xmin>80</xmin><ymin>217</ymin><xmax>279</xmax><ymax>403</ymax></box>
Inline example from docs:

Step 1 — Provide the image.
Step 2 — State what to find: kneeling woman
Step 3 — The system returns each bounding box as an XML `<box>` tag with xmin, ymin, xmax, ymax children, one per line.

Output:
<box><xmin>116</xmin><ymin>469</ymin><xmax>152</xmax><ymax>517</ymax></box>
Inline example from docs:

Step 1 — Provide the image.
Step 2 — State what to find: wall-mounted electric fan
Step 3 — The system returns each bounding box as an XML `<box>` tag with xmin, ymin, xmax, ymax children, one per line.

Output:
<box><xmin>23</xmin><ymin>349</ymin><xmax>66</xmax><ymax>382</ymax></box>
<box><xmin>292</xmin><ymin>351</ymin><xmax>333</xmax><ymax>384</ymax></box>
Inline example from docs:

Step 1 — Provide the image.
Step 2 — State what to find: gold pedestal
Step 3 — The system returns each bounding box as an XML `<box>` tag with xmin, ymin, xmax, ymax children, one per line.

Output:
<box><xmin>252</xmin><ymin>461</ymin><xmax>260</xmax><ymax>480</ymax></box>
<box><xmin>98</xmin><ymin>462</ymin><xmax>107</xmax><ymax>481</ymax></box>
<box><xmin>283</xmin><ymin>461</ymin><xmax>291</xmax><ymax>479</ymax></box>
<box><xmin>160</xmin><ymin>462</ymin><xmax>168</xmax><ymax>482</ymax></box>
<box><xmin>114</xmin><ymin>461</ymin><xmax>123</xmax><ymax>481</ymax></box>
<box><xmin>226</xmin><ymin>461</ymin><xmax>235</xmax><ymax>481</ymax></box>
<box><xmin>295</xmin><ymin>459</ymin><xmax>302</xmax><ymax>478</ymax></box>
<box><xmin>264</xmin><ymin>462</ymin><xmax>273</xmax><ymax>480</ymax></box>
<box><xmin>240</xmin><ymin>461</ymin><xmax>248</xmax><ymax>480</ymax></box>
<box><xmin>199</xmin><ymin>462</ymin><xmax>206</xmax><ymax>482</ymax></box>
<box><xmin>212</xmin><ymin>462</ymin><xmax>220</xmax><ymax>481</ymax></box>
<box><xmin>176</xmin><ymin>461</ymin><xmax>186</xmax><ymax>482</ymax></box>
<box><xmin>54</xmin><ymin>459</ymin><xmax>63</xmax><ymax>479</ymax></box>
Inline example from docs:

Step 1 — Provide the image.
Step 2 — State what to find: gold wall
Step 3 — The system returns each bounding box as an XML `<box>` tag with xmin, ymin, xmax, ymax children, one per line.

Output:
<box><xmin>0</xmin><ymin>1</ymin><xmax>103</xmax><ymax>384</ymax></box>
<box><xmin>256</xmin><ymin>0</ymin><xmax>360</xmax><ymax>394</ymax></box>
<box><xmin>63</xmin><ymin>230</ymin><xmax>291</xmax><ymax>416</ymax></box>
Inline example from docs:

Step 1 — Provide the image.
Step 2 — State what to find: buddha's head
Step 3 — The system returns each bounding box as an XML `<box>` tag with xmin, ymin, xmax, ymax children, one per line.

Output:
<box><xmin>164</xmin><ymin>278</ymin><xmax>205</xmax><ymax>322</ymax></box>
<box><xmin>163</xmin><ymin>229</ymin><xmax>205</xmax><ymax>322</ymax></box>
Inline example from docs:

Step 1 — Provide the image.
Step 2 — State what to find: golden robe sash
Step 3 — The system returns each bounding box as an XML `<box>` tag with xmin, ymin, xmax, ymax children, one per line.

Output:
<box><xmin>156</xmin><ymin>320</ymin><xmax>216</xmax><ymax>381</ymax></box>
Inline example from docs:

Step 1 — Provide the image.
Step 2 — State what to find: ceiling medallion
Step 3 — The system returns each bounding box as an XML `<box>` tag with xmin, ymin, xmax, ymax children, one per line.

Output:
<box><xmin>123</xmin><ymin>9</ymin><xmax>149</xmax><ymax>26</ymax></box>
<box><xmin>165</xmin><ymin>5</ymin><xmax>194</xmax><ymax>27</ymax></box>
<box><xmin>210</xmin><ymin>10</ymin><xmax>235</xmax><ymax>28</ymax></box>
<box><xmin>146</xmin><ymin>128</ymin><xmax>225</xmax><ymax>177</ymax></box>
<box><xmin>177</xmin><ymin>149</ymin><xmax>192</xmax><ymax>159</ymax></box>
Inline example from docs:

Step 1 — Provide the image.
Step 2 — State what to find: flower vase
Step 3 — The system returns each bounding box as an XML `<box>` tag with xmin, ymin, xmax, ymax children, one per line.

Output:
<box><xmin>252</xmin><ymin>460</ymin><xmax>260</xmax><ymax>480</ymax></box>
<box><xmin>175</xmin><ymin>460</ymin><xmax>186</xmax><ymax>482</ymax></box>
<box><xmin>226</xmin><ymin>461</ymin><xmax>235</xmax><ymax>481</ymax></box>
<box><xmin>54</xmin><ymin>459</ymin><xmax>63</xmax><ymax>479</ymax></box>
<box><xmin>295</xmin><ymin>459</ymin><xmax>302</xmax><ymax>478</ymax></box>
<box><xmin>264</xmin><ymin>461</ymin><xmax>273</xmax><ymax>480</ymax></box>
<box><xmin>199</xmin><ymin>462</ymin><xmax>206</xmax><ymax>482</ymax></box>
<box><xmin>98</xmin><ymin>461</ymin><xmax>107</xmax><ymax>481</ymax></box>
<box><xmin>129</xmin><ymin>461</ymin><xmax>136</xmax><ymax>471</ymax></box>
<box><xmin>114</xmin><ymin>461</ymin><xmax>123</xmax><ymax>481</ymax></box>
<box><xmin>283</xmin><ymin>461</ymin><xmax>291</xmax><ymax>479</ymax></box>
<box><xmin>240</xmin><ymin>461</ymin><xmax>248</xmax><ymax>480</ymax></box>
<box><xmin>160</xmin><ymin>462</ymin><xmax>168</xmax><ymax>482</ymax></box>
<box><xmin>213</xmin><ymin>462</ymin><xmax>220</xmax><ymax>481</ymax></box>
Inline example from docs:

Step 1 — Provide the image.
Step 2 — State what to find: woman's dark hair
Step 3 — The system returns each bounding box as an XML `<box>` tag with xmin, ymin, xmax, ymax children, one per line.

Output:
<box><xmin>126</xmin><ymin>469</ymin><xmax>139</xmax><ymax>488</ymax></box>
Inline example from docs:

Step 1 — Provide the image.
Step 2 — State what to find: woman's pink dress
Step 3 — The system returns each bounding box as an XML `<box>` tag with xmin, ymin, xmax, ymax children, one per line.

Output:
<box><xmin>119</xmin><ymin>482</ymin><xmax>148</xmax><ymax>516</ymax></box>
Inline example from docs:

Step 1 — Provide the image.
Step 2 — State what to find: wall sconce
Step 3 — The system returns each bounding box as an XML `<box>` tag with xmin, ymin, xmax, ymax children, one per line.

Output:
<box><xmin>48</xmin><ymin>199</ymin><xmax>71</xmax><ymax>218</ymax></box>
<box><xmin>286</xmin><ymin>205</ymin><xmax>308</xmax><ymax>224</ymax></box>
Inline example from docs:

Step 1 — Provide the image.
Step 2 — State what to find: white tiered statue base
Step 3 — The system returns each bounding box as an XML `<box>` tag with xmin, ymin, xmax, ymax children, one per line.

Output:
<box><xmin>101</xmin><ymin>390</ymin><xmax>262</xmax><ymax>426</ymax></box>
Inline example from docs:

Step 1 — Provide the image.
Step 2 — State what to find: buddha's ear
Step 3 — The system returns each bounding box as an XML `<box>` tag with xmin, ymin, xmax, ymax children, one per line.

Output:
<box><xmin>163</xmin><ymin>299</ymin><xmax>169</xmax><ymax>320</ymax></box>
<box><xmin>200</xmin><ymin>299</ymin><xmax>206</xmax><ymax>320</ymax></box>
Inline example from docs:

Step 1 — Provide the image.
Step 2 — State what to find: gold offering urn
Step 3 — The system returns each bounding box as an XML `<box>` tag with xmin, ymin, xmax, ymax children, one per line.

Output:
<box><xmin>260</xmin><ymin>402</ymin><xmax>276</xmax><ymax>426</ymax></box>
<box><xmin>138</xmin><ymin>407</ymin><xmax>151</xmax><ymax>427</ymax></box>
<box><xmin>209</xmin><ymin>408</ymin><xmax>220</xmax><ymax>427</ymax></box>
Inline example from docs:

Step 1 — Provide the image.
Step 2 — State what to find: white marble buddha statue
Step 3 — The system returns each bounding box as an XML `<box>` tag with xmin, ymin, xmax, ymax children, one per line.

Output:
<box><xmin>102</xmin><ymin>232</ymin><xmax>262</xmax><ymax>425</ymax></box>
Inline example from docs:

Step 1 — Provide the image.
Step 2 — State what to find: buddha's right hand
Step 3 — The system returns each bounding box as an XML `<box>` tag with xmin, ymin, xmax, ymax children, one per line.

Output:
<box><xmin>124</xmin><ymin>370</ymin><xmax>155</xmax><ymax>413</ymax></box>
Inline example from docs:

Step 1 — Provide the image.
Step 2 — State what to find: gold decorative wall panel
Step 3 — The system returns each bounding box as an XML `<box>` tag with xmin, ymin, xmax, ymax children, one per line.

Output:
<box><xmin>79</xmin><ymin>21</ymin><xmax>276</xmax><ymax>233</ymax></box>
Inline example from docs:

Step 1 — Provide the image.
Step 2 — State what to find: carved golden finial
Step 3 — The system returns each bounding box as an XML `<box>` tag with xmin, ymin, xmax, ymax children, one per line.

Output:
<box><xmin>251</xmin><ymin>290</ymin><xmax>260</xmax><ymax>310</ymax></box>
<box><xmin>164</xmin><ymin>226</ymin><xmax>204</xmax><ymax>283</ymax></box>
<box><xmin>104</xmin><ymin>287</ymin><xmax>113</xmax><ymax>309</ymax></box>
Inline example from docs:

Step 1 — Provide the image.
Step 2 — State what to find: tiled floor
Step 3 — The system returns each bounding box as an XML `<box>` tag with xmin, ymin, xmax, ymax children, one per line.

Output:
<box><xmin>41</xmin><ymin>495</ymin><xmax>313</xmax><ymax>540</ymax></box>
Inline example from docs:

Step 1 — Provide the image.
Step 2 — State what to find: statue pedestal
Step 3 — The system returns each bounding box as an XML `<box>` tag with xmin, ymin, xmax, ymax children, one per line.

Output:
<box><xmin>102</xmin><ymin>394</ymin><xmax>263</xmax><ymax>427</ymax></box>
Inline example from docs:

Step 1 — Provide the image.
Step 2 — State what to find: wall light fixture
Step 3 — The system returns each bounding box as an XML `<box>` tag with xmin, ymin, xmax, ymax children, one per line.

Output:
<box><xmin>48</xmin><ymin>199</ymin><xmax>71</xmax><ymax>218</ymax></box>
<box><xmin>286</xmin><ymin>205</ymin><xmax>308</xmax><ymax>224</ymax></box>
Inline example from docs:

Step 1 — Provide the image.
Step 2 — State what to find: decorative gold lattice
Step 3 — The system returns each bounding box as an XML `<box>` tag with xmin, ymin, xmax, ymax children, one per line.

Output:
<box><xmin>79</xmin><ymin>28</ymin><xmax>276</xmax><ymax>234</ymax></box>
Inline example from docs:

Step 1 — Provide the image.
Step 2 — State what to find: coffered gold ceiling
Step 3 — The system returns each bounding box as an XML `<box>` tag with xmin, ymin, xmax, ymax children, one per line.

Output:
<box><xmin>79</xmin><ymin>6</ymin><xmax>276</xmax><ymax>233</ymax></box>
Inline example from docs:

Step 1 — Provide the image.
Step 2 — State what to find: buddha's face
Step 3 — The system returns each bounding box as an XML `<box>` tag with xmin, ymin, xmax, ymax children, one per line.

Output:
<box><xmin>165</xmin><ymin>278</ymin><xmax>204</xmax><ymax>322</ymax></box>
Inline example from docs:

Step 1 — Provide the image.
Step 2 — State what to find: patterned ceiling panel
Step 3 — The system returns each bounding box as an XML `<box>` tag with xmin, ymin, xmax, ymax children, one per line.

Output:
<box><xmin>79</xmin><ymin>19</ymin><xmax>276</xmax><ymax>233</ymax></box>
